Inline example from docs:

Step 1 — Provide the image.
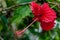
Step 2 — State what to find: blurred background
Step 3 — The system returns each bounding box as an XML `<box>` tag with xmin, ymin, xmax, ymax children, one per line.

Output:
<box><xmin>0</xmin><ymin>0</ymin><xmax>60</xmax><ymax>40</ymax></box>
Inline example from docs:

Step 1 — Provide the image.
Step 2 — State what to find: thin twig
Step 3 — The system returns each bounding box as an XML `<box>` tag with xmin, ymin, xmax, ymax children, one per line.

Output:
<box><xmin>5</xmin><ymin>2</ymin><xmax>31</xmax><ymax>10</ymax></box>
<box><xmin>51</xmin><ymin>5</ymin><xmax>56</xmax><ymax>8</ymax></box>
<box><xmin>4</xmin><ymin>1</ymin><xmax>36</xmax><ymax>11</ymax></box>
<box><xmin>48</xmin><ymin>2</ymin><xmax>58</xmax><ymax>5</ymax></box>
<box><xmin>48</xmin><ymin>2</ymin><xmax>60</xmax><ymax>9</ymax></box>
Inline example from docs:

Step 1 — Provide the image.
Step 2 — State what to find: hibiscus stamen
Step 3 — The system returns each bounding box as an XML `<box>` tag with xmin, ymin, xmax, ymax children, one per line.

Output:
<box><xmin>15</xmin><ymin>18</ymin><xmax>38</xmax><ymax>36</ymax></box>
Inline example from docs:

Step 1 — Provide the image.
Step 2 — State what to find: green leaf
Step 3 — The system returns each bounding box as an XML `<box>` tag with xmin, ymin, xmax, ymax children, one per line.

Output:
<box><xmin>0</xmin><ymin>15</ymin><xmax>8</xmax><ymax>32</ymax></box>
<box><xmin>1</xmin><ymin>16</ymin><xmax>8</xmax><ymax>25</ymax></box>
<box><xmin>0</xmin><ymin>22</ymin><xmax>3</xmax><ymax>32</ymax></box>
<box><xmin>16</xmin><ymin>0</ymin><xmax>32</xmax><ymax>4</ymax></box>
<box><xmin>56</xmin><ymin>0</ymin><xmax>60</xmax><ymax>3</ymax></box>
<box><xmin>11</xmin><ymin>5</ymin><xmax>31</xmax><ymax>26</ymax></box>
<box><xmin>54</xmin><ymin>33</ymin><xmax>60</xmax><ymax>40</ymax></box>
<box><xmin>5</xmin><ymin>0</ymin><xmax>15</xmax><ymax>7</ymax></box>
<box><xmin>57</xmin><ymin>18</ymin><xmax>60</xmax><ymax>22</ymax></box>
<box><xmin>46</xmin><ymin>0</ymin><xmax>55</xmax><ymax>2</ymax></box>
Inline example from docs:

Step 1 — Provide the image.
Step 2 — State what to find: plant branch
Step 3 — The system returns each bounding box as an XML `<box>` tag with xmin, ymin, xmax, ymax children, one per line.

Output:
<box><xmin>48</xmin><ymin>2</ymin><xmax>60</xmax><ymax>8</ymax></box>
<box><xmin>48</xmin><ymin>2</ymin><xmax>58</xmax><ymax>5</ymax></box>
<box><xmin>5</xmin><ymin>2</ymin><xmax>31</xmax><ymax>10</ymax></box>
<box><xmin>3</xmin><ymin>1</ymin><xmax>36</xmax><ymax>11</ymax></box>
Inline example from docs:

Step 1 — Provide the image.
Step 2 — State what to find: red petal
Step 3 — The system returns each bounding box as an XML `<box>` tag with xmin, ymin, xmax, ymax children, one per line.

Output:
<box><xmin>30</xmin><ymin>2</ymin><xmax>41</xmax><ymax>16</ymax></box>
<box><xmin>40</xmin><ymin>3</ymin><xmax>56</xmax><ymax>22</ymax></box>
<box><xmin>40</xmin><ymin>21</ymin><xmax>55</xmax><ymax>31</ymax></box>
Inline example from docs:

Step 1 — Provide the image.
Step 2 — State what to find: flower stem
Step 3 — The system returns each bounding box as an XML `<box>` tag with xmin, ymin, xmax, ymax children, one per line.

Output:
<box><xmin>23</xmin><ymin>18</ymin><xmax>38</xmax><ymax>32</ymax></box>
<box><xmin>16</xmin><ymin>18</ymin><xmax>38</xmax><ymax>35</ymax></box>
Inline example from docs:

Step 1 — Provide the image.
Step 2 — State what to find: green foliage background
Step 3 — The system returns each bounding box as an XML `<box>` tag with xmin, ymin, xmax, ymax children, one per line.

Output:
<box><xmin>0</xmin><ymin>0</ymin><xmax>60</xmax><ymax>40</ymax></box>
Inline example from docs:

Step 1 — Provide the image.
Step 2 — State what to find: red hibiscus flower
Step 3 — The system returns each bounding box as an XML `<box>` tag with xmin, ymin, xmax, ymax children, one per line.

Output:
<box><xmin>30</xmin><ymin>2</ymin><xmax>56</xmax><ymax>31</ymax></box>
